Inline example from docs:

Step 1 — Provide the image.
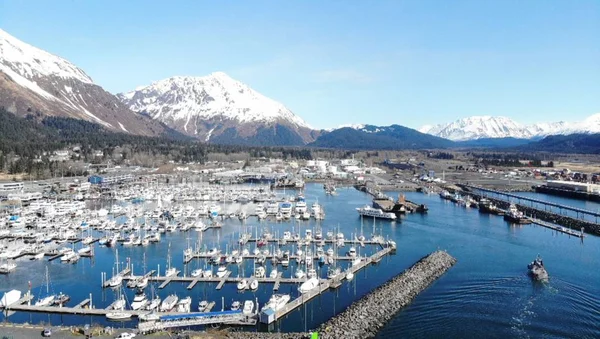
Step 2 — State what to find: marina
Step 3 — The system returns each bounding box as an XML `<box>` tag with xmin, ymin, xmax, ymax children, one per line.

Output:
<box><xmin>1</xmin><ymin>180</ymin><xmax>599</xmax><ymax>338</ymax></box>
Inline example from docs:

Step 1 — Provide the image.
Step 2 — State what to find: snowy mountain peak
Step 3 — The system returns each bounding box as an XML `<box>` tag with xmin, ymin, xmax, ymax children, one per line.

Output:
<box><xmin>422</xmin><ymin>116</ymin><xmax>531</xmax><ymax>141</ymax></box>
<box><xmin>0</xmin><ymin>29</ymin><xmax>93</xmax><ymax>84</ymax></box>
<box><xmin>120</xmin><ymin>72</ymin><xmax>311</xmax><ymax>130</ymax></box>
<box><xmin>326</xmin><ymin>123</ymin><xmax>366</xmax><ymax>132</ymax></box>
<box><xmin>421</xmin><ymin>113</ymin><xmax>600</xmax><ymax>140</ymax></box>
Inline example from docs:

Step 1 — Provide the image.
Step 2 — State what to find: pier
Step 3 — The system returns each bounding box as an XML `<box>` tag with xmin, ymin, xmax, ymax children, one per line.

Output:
<box><xmin>460</xmin><ymin>184</ymin><xmax>599</xmax><ymax>235</ymax></box>
<box><xmin>266</xmin><ymin>247</ymin><xmax>393</xmax><ymax>324</ymax></box>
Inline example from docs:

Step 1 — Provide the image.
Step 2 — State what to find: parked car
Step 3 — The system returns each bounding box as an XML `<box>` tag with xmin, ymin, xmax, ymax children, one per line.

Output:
<box><xmin>115</xmin><ymin>333</ymin><xmax>136</xmax><ymax>339</ymax></box>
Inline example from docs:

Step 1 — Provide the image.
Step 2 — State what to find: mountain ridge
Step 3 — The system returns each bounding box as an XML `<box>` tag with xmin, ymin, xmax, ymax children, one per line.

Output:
<box><xmin>420</xmin><ymin>114</ymin><xmax>600</xmax><ymax>141</ymax></box>
<box><xmin>0</xmin><ymin>28</ymin><xmax>168</xmax><ymax>137</ymax></box>
<box><xmin>119</xmin><ymin>72</ymin><xmax>317</xmax><ymax>145</ymax></box>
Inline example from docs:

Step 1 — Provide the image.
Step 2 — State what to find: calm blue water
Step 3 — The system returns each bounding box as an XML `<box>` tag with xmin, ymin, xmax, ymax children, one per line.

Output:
<box><xmin>1</xmin><ymin>185</ymin><xmax>599</xmax><ymax>338</ymax></box>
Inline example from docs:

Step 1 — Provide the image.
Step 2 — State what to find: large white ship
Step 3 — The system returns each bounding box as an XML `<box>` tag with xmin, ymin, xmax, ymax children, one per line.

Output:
<box><xmin>356</xmin><ymin>205</ymin><xmax>397</xmax><ymax>220</ymax></box>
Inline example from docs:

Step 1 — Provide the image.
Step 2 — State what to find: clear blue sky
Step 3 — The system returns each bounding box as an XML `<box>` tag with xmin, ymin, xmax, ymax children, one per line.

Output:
<box><xmin>1</xmin><ymin>0</ymin><xmax>599</xmax><ymax>129</ymax></box>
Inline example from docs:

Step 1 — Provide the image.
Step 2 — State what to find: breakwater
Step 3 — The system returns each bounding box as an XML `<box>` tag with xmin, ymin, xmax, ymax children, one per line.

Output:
<box><xmin>223</xmin><ymin>250</ymin><xmax>456</xmax><ymax>339</ymax></box>
<box><xmin>317</xmin><ymin>250</ymin><xmax>456</xmax><ymax>339</ymax></box>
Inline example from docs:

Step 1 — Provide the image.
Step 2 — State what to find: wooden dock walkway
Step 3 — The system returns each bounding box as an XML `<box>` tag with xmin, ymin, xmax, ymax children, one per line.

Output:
<box><xmin>530</xmin><ymin>218</ymin><xmax>585</xmax><ymax>238</ymax></box>
<box><xmin>216</xmin><ymin>271</ymin><xmax>232</xmax><ymax>290</ymax></box>
<box><xmin>203</xmin><ymin>301</ymin><xmax>215</xmax><ymax>312</ymax></box>
<box><xmin>73</xmin><ymin>298</ymin><xmax>90</xmax><ymax>309</ymax></box>
<box><xmin>273</xmin><ymin>272</ymin><xmax>283</xmax><ymax>291</ymax></box>
<box><xmin>158</xmin><ymin>271</ymin><xmax>181</xmax><ymax>289</ymax></box>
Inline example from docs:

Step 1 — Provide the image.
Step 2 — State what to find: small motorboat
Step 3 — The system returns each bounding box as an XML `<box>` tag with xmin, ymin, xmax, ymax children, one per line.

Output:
<box><xmin>231</xmin><ymin>301</ymin><xmax>241</xmax><ymax>311</ymax></box>
<box><xmin>249</xmin><ymin>279</ymin><xmax>259</xmax><ymax>290</ymax></box>
<box><xmin>198</xmin><ymin>300</ymin><xmax>209</xmax><ymax>312</ymax></box>
<box><xmin>528</xmin><ymin>255</ymin><xmax>549</xmax><ymax>281</ymax></box>
<box><xmin>237</xmin><ymin>279</ymin><xmax>248</xmax><ymax>291</ymax></box>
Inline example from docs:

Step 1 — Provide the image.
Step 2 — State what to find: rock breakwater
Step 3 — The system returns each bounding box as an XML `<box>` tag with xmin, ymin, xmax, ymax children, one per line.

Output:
<box><xmin>316</xmin><ymin>250</ymin><xmax>456</xmax><ymax>339</ymax></box>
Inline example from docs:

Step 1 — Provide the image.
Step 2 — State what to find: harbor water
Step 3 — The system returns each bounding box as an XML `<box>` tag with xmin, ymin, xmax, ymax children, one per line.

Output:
<box><xmin>1</xmin><ymin>184</ymin><xmax>600</xmax><ymax>338</ymax></box>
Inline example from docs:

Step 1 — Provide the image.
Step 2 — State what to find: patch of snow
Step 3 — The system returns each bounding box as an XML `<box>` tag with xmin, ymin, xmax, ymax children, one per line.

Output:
<box><xmin>118</xmin><ymin>122</ymin><xmax>129</xmax><ymax>133</ymax></box>
<box><xmin>205</xmin><ymin>127</ymin><xmax>216</xmax><ymax>141</ymax></box>
<box><xmin>325</xmin><ymin>123</ymin><xmax>365</xmax><ymax>132</ymax></box>
<box><xmin>0</xmin><ymin>64</ymin><xmax>57</xmax><ymax>100</ymax></box>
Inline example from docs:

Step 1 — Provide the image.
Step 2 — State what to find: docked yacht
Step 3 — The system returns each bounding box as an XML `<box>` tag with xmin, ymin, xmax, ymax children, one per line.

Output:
<box><xmin>130</xmin><ymin>292</ymin><xmax>148</xmax><ymax>310</ymax></box>
<box><xmin>298</xmin><ymin>277</ymin><xmax>319</xmax><ymax>294</ymax></box>
<box><xmin>295</xmin><ymin>196</ymin><xmax>307</xmax><ymax>214</ymax></box>
<box><xmin>160</xmin><ymin>294</ymin><xmax>179</xmax><ymax>312</ymax></box>
<box><xmin>145</xmin><ymin>296</ymin><xmax>161</xmax><ymax>311</ymax></box>
<box><xmin>261</xmin><ymin>294</ymin><xmax>290</xmax><ymax>312</ymax></box>
<box><xmin>356</xmin><ymin>205</ymin><xmax>397</xmax><ymax>220</ymax></box>
<box><xmin>176</xmin><ymin>296</ymin><xmax>192</xmax><ymax>313</ymax></box>
<box><xmin>216</xmin><ymin>266</ymin><xmax>229</xmax><ymax>278</ymax></box>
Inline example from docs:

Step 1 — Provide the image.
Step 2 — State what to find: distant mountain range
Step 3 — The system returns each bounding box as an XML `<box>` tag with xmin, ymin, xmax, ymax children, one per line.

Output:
<box><xmin>1</xmin><ymin>28</ymin><xmax>599</xmax><ymax>152</ymax></box>
<box><xmin>419</xmin><ymin>115</ymin><xmax>600</xmax><ymax>141</ymax></box>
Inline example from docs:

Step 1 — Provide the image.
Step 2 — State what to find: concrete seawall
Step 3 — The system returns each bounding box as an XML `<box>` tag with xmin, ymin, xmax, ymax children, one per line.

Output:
<box><xmin>224</xmin><ymin>250</ymin><xmax>457</xmax><ymax>339</ymax></box>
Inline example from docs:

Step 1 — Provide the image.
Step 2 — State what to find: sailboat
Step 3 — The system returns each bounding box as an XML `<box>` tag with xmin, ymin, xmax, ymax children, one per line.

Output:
<box><xmin>35</xmin><ymin>266</ymin><xmax>55</xmax><ymax>306</ymax></box>
<box><xmin>107</xmin><ymin>248</ymin><xmax>123</xmax><ymax>287</ymax></box>
<box><xmin>164</xmin><ymin>242</ymin><xmax>177</xmax><ymax>277</ymax></box>
<box><xmin>106</xmin><ymin>287</ymin><xmax>131</xmax><ymax>320</ymax></box>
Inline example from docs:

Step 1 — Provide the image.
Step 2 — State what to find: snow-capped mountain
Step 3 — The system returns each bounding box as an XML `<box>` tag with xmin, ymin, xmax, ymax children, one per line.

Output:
<box><xmin>0</xmin><ymin>29</ymin><xmax>166</xmax><ymax>136</ymax></box>
<box><xmin>421</xmin><ymin>114</ymin><xmax>600</xmax><ymax>141</ymax></box>
<box><xmin>419</xmin><ymin>116</ymin><xmax>533</xmax><ymax>141</ymax></box>
<box><xmin>119</xmin><ymin>73</ymin><xmax>318</xmax><ymax>145</ymax></box>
